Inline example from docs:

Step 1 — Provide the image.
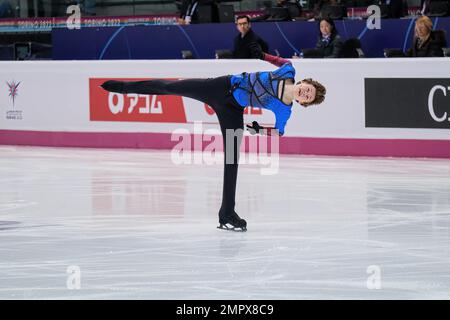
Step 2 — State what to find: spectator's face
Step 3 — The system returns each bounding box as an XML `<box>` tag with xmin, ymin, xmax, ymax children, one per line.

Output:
<box><xmin>236</xmin><ymin>18</ymin><xmax>250</xmax><ymax>35</ymax></box>
<box><xmin>416</xmin><ymin>22</ymin><xmax>430</xmax><ymax>39</ymax></box>
<box><xmin>320</xmin><ymin>20</ymin><xmax>332</xmax><ymax>37</ymax></box>
<box><xmin>294</xmin><ymin>82</ymin><xmax>316</xmax><ymax>106</ymax></box>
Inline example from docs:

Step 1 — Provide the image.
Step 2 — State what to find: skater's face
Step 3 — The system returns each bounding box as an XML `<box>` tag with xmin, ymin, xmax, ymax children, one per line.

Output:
<box><xmin>236</xmin><ymin>18</ymin><xmax>251</xmax><ymax>36</ymax></box>
<box><xmin>294</xmin><ymin>82</ymin><xmax>316</xmax><ymax>107</ymax></box>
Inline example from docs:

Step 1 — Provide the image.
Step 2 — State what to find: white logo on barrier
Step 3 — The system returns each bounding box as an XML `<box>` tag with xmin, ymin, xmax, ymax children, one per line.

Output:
<box><xmin>108</xmin><ymin>93</ymin><xmax>162</xmax><ymax>114</ymax></box>
<box><xmin>170</xmin><ymin>121</ymin><xmax>280</xmax><ymax>175</ymax></box>
<box><xmin>66</xmin><ymin>5</ymin><xmax>81</xmax><ymax>30</ymax></box>
<box><xmin>366</xmin><ymin>265</ymin><xmax>382</xmax><ymax>290</ymax></box>
<box><xmin>366</xmin><ymin>5</ymin><xmax>381</xmax><ymax>30</ymax></box>
<box><xmin>428</xmin><ymin>85</ymin><xmax>449</xmax><ymax>122</ymax></box>
<box><xmin>5</xmin><ymin>80</ymin><xmax>23</xmax><ymax>120</ymax></box>
<box><xmin>66</xmin><ymin>265</ymin><xmax>81</xmax><ymax>289</ymax></box>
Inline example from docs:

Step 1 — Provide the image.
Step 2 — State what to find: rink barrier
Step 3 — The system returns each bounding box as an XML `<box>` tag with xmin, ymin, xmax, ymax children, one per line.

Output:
<box><xmin>1</xmin><ymin>130</ymin><xmax>450</xmax><ymax>158</ymax></box>
<box><xmin>1</xmin><ymin>59</ymin><xmax>449</xmax><ymax>158</ymax></box>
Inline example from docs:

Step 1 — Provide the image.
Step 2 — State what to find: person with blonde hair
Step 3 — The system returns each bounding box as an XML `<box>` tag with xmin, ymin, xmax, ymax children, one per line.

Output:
<box><xmin>407</xmin><ymin>16</ymin><xmax>447</xmax><ymax>57</ymax></box>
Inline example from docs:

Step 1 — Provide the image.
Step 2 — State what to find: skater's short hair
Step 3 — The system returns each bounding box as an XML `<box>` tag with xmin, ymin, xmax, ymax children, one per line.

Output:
<box><xmin>296</xmin><ymin>79</ymin><xmax>326</xmax><ymax>106</ymax></box>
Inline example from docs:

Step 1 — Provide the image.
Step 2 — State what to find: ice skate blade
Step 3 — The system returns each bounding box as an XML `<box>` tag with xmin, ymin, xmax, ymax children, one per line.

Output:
<box><xmin>217</xmin><ymin>223</ymin><xmax>247</xmax><ymax>232</ymax></box>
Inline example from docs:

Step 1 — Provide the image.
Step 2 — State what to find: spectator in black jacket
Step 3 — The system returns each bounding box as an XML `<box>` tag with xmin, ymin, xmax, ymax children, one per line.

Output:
<box><xmin>232</xmin><ymin>15</ymin><xmax>269</xmax><ymax>59</ymax></box>
<box><xmin>420</xmin><ymin>0</ymin><xmax>431</xmax><ymax>15</ymax></box>
<box><xmin>178</xmin><ymin>0</ymin><xmax>200</xmax><ymax>25</ymax></box>
<box><xmin>277</xmin><ymin>0</ymin><xmax>303</xmax><ymax>18</ymax></box>
<box><xmin>311</xmin><ymin>0</ymin><xmax>336</xmax><ymax>20</ymax></box>
<box><xmin>315</xmin><ymin>18</ymin><xmax>343</xmax><ymax>58</ymax></box>
<box><xmin>407</xmin><ymin>16</ymin><xmax>447</xmax><ymax>57</ymax></box>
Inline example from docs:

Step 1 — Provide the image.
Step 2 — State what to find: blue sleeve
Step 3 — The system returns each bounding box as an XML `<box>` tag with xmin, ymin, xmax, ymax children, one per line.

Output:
<box><xmin>272</xmin><ymin>63</ymin><xmax>296</xmax><ymax>80</ymax></box>
<box><xmin>274</xmin><ymin>106</ymin><xmax>292</xmax><ymax>136</ymax></box>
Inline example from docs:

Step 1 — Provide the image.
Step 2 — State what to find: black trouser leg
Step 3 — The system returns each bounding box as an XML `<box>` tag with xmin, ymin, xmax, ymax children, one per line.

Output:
<box><xmin>216</xmin><ymin>101</ymin><xmax>244</xmax><ymax>218</ymax></box>
<box><xmin>110</xmin><ymin>78</ymin><xmax>222</xmax><ymax>107</ymax></box>
<box><xmin>102</xmin><ymin>77</ymin><xmax>244</xmax><ymax>219</ymax></box>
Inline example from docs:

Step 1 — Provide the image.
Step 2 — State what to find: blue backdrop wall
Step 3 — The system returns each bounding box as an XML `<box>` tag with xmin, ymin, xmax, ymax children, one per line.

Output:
<box><xmin>52</xmin><ymin>17</ymin><xmax>450</xmax><ymax>60</ymax></box>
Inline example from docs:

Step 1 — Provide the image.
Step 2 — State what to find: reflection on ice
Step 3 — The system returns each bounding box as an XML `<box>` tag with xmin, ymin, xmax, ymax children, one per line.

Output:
<box><xmin>0</xmin><ymin>146</ymin><xmax>449</xmax><ymax>299</ymax></box>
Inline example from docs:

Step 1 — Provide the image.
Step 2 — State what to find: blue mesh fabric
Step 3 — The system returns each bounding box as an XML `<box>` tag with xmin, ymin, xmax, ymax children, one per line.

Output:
<box><xmin>230</xmin><ymin>63</ymin><xmax>295</xmax><ymax>135</ymax></box>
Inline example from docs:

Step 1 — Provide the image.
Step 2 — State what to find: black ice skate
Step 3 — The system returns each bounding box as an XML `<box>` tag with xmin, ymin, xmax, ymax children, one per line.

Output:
<box><xmin>217</xmin><ymin>212</ymin><xmax>247</xmax><ymax>232</ymax></box>
<box><xmin>100</xmin><ymin>80</ymin><xmax>125</xmax><ymax>93</ymax></box>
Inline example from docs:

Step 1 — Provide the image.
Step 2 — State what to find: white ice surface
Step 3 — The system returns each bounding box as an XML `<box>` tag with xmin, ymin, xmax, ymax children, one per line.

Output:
<box><xmin>0</xmin><ymin>146</ymin><xmax>450</xmax><ymax>299</ymax></box>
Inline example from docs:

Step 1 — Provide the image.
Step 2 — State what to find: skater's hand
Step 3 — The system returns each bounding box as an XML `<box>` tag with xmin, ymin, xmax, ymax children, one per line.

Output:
<box><xmin>246</xmin><ymin>121</ymin><xmax>264</xmax><ymax>135</ymax></box>
<box><xmin>247</xmin><ymin>121</ymin><xmax>282</xmax><ymax>136</ymax></box>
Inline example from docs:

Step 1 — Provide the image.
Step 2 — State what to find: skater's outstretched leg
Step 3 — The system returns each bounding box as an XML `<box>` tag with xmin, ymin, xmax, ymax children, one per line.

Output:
<box><xmin>101</xmin><ymin>76</ymin><xmax>247</xmax><ymax>231</ymax></box>
<box><xmin>101</xmin><ymin>78</ymin><xmax>226</xmax><ymax>107</ymax></box>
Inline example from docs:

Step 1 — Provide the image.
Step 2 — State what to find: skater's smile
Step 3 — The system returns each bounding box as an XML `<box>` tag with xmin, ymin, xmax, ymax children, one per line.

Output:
<box><xmin>294</xmin><ymin>82</ymin><xmax>316</xmax><ymax>106</ymax></box>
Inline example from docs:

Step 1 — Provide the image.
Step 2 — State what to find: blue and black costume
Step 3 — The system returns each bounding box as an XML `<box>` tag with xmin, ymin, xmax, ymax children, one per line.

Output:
<box><xmin>100</xmin><ymin>54</ymin><xmax>295</xmax><ymax>231</ymax></box>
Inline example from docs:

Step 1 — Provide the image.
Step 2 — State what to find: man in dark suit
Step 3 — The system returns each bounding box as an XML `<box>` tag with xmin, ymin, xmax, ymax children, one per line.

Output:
<box><xmin>421</xmin><ymin>0</ymin><xmax>431</xmax><ymax>15</ymax></box>
<box><xmin>179</xmin><ymin>0</ymin><xmax>200</xmax><ymax>24</ymax></box>
<box><xmin>232</xmin><ymin>15</ymin><xmax>269</xmax><ymax>59</ymax></box>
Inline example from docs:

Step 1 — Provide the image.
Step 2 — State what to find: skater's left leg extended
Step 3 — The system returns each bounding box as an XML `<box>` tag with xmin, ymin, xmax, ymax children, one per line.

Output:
<box><xmin>101</xmin><ymin>78</ymin><xmax>226</xmax><ymax>108</ymax></box>
<box><xmin>101</xmin><ymin>76</ymin><xmax>247</xmax><ymax>231</ymax></box>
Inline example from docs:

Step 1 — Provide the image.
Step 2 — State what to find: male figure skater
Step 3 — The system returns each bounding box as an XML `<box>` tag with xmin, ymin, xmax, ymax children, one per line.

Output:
<box><xmin>100</xmin><ymin>46</ymin><xmax>326</xmax><ymax>232</ymax></box>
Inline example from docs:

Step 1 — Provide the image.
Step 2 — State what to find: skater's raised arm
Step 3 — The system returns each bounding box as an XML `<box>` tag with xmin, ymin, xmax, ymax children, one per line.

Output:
<box><xmin>249</xmin><ymin>42</ymin><xmax>291</xmax><ymax>67</ymax></box>
<box><xmin>262</xmin><ymin>53</ymin><xmax>291</xmax><ymax>68</ymax></box>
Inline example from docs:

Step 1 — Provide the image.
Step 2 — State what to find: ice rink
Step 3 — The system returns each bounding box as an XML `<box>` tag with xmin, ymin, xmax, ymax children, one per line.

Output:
<box><xmin>0</xmin><ymin>145</ymin><xmax>449</xmax><ymax>299</ymax></box>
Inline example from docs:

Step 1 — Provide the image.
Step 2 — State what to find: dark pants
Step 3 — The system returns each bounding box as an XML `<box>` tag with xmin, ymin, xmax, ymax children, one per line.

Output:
<box><xmin>119</xmin><ymin>76</ymin><xmax>244</xmax><ymax>218</ymax></box>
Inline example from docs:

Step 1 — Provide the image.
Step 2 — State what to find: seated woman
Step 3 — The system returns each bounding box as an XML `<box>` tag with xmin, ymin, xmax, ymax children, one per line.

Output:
<box><xmin>292</xmin><ymin>17</ymin><xmax>343</xmax><ymax>59</ymax></box>
<box><xmin>407</xmin><ymin>16</ymin><xmax>447</xmax><ymax>58</ymax></box>
<box><xmin>315</xmin><ymin>18</ymin><xmax>343</xmax><ymax>58</ymax></box>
